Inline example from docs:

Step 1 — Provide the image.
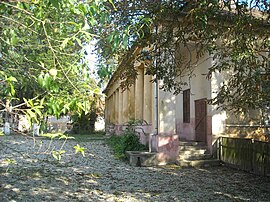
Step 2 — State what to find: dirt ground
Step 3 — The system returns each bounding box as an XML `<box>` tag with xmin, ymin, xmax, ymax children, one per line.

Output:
<box><xmin>0</xmin><ymin>134</ymin><xmax>269</xmax><ymax>202</ymax></box>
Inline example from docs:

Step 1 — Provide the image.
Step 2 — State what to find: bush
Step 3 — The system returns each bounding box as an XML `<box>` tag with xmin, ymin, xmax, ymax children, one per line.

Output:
<box><xmin>106</xmin><ymin>131</ymin><xmax>148</xmax><ymax>160</ymax></box>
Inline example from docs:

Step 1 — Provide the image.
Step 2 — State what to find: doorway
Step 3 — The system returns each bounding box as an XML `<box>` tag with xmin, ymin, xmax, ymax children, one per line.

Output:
<box><xmin>195</xmin><ymin>98</ymin><xmax>207</xmax><ymax>143</ymax></box>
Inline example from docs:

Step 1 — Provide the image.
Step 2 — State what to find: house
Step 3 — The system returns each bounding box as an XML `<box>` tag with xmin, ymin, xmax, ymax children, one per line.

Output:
<box><xmin>104</xmin><ymin>43</ymin><xmax>220</xmax><ymax>162</ymax></box>
<box><xmin>103</xmin><ymin>11</ymin><xmax>269</xmax><ymax>165</ymax></box>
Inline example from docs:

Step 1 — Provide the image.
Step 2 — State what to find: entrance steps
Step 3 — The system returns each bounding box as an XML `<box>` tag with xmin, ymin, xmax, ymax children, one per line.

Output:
<box><xmin>177</xmin><ymin>141</ymin><xmax>220</xmax><ymax>168</ymax></box>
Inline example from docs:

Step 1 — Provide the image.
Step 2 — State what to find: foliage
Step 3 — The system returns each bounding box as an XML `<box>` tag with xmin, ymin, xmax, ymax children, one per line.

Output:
<box><xmin>52</xmin><ymin>149</ymin><xmax>65</xmax><ymax>161</ymax></box>
<box><xmin>0</xmin><ymin>0</ymin><xmax>109</xmax><ymax>130</ymax></box>
<box><xmin>70</xmin><ymin>107</ymin><xmax>98</xmax><ymax>134</ymax></box>
<box><xmin>96</xmin><ymin>57</ymin><xmax>117</xmax><ymax>87</ymax></box>
<box><xmin>106</xmin><ymin>130</ymin><xmax>147</xmax><ymax>159</ymax></box>
<box><xmin>126</xmin><ymin>118</ymin><xmax>149</xmax><ymax>126</ymax></box>
<box><xmin>39</xmin><ymin>132</ymin><xmax>86</xmax><ymax>160</ymax></box>
<box><xmin>1</xmin><ymin>0</ymin><xmax>269</xmax><ymax>124</ymax></box>
<box><xmin>96</xmin><ymin>0</ymin><xmax>270</xmax><ymax>113</ymax></box>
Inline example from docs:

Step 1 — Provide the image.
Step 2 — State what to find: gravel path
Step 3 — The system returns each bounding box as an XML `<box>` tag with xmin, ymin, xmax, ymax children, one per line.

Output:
<box><xmin>0</xmin><ymin>135</ymin><xmax>269</xmax><ymax>202</ymax></box>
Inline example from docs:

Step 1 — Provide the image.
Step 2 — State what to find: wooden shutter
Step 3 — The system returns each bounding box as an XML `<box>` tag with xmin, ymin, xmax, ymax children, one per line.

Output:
<box><xmin>183</xmin><ymin>89</ymin><xmax>190</xmax><ymax>123</ymax></box>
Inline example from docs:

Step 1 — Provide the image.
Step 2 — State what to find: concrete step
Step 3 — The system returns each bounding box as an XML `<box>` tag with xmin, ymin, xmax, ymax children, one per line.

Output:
<box><xmin>179</xmin><ymin>148</ymin><xmax>208</xmax><ymax>155</ymax></box>
<box><xmin>177</xmin><ymin>159</ymin><xmax>221</xmax><ymax>168</ymax></box>
<box><xmin>178</xmin><ymin>153</ymin><xmax>213</xmax><ymax>161</ymax></box>
<box><xmin>179</xmin><ymin>145</ymin><xmax>208</xmax><ymax>150</ymax></box>
<box><xmin>178</xmin><ymin>141</ymin><xmax>216</xmax><ymax>166</ymax></box>
<box><xmin>179</xmin><ymin>141</ymin><xmax>205</xmax><ymax>146</ymax></box>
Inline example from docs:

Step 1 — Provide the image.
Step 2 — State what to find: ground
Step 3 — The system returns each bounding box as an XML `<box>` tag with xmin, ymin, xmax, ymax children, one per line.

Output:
<box><xmin>0</xmin><ymin>134</ymin><xmax>269</xmax><ymax>202</ymax></box>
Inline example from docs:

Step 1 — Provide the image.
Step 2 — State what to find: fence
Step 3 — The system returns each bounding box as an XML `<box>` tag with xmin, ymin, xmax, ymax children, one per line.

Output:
<box><xmin>218</xmin><ymin>137</ymin><xmax>270</xmax><ymax>177</ymax></box>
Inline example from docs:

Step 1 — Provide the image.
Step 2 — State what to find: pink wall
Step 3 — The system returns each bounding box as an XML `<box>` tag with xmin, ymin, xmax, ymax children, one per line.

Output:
<box><xmin>155</xmin><ymin>134</ymin><xmax>179</xmax><ymax>164</ymax></box>
<box><xmin>176</xmin><ymin>116</ymin><xmax>213</xmax><ymax>154</ymax></box>
<box><xmin>176</xmin><ymin>118</ymin><xmax>195</xmax><ymax>141</ymax></box>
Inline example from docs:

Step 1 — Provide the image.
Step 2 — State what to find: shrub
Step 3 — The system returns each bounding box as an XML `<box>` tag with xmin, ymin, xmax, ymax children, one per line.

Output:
<box><xmin>106</xmin><ymin>131</ymin><xmax>148</xmax><ymax>160</ymax></box>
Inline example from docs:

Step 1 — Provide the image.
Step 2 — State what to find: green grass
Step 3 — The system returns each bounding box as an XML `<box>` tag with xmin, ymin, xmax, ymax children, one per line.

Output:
<box><xmin>38</xmin><ymin>131</ymin><xmax>106</xmax><ymax>142</ymax></box>
<box><xmin>72</xmin><ymin>132</ymin><xmax>107</xmax><ymax>142</ymax></box>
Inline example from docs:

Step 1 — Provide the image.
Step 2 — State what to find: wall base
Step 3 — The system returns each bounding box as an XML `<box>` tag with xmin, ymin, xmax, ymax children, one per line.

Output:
<box><xmin>126</xmin><ymin>134</ymin><xmax>180</xmax><ymax>166</ymax></box>
<box><xmin>107</xmin><ymin>124</ymin><xmax>179</xmax><ymax>165</ymax></box>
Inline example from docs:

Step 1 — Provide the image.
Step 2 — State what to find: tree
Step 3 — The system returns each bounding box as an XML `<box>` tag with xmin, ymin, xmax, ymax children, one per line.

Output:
<box><xmin>95</xmin><ymin>0</ymin><xmax>270</xmax><ymax>113</ymax></box>
<box><xmin>1</xmin><ymin>0</ymin><xmax>269</xmax><ymax>131</ymax></box>
<box><xmin>0</xmin><ymin>0</ymin><xmax>111</xmax><ymax>132</ymax></box>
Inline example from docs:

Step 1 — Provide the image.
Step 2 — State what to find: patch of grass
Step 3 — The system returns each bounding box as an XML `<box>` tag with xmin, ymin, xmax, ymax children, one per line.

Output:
<box><xmin>106</xmin><ymin>131</ymin><xmax>148</xmax><ymax>160</ymax></box>
<box><xmin>72</xmin><ymin>132</ymin><xmax>107</xmax><ymax>142</ymax></box>
<box><xmin>39</xmin><ymin>131</ymin><xmax>106</xmax><ymax>142</ymax></box>
<box><xmin>40</xmin><ymin>133</ymin><xmax>74</xmax><ymax>140</ymax></box>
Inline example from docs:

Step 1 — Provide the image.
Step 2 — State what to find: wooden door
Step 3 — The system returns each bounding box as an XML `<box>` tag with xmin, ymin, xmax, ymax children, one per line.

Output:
<box><xmin>195</xmin><ymin>99</ymin><xmax>207</xmax><ymax>143</ymax></box>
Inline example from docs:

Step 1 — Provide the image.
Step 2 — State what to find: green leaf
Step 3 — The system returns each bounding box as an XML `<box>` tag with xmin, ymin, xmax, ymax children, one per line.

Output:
<box><xmin>74</xmin><ymin>37</ymin><xmax>82</xmax><ymax>47</ymax></box>
<box><xmin>93</xmin><ymin>88</ymin><xmax>100</xmax><ymax>94</ymax></box>
<box><xmin>6</xmin><ymin>76</ymin><xmax>17</xmax><ymax>82</ymax></box>
<box><xmin>29</xmin><ymin>99</ymin><xmax>34</xmax><ymax>107</ymax></box>
<box><xmin>79</xmin><ymin>3</ymin><xmax>87</xmax><ymax>14</ymax></box>
<box><xmin>49</xmin><ymin>0</ymin><xmax>60</xmax><ymax>9</ymax></box>
<box><xmin>52</xmin><ymin>149</ymin><xmax>66</xmax><ymax>161</ymax></box>
<box><xmin>9</xmin><ymin>84</ymin><xmax>15</xmax><ymax>96</ymax></box>
<box><xmin>33</xmin><ymin>107</ymin><xmax>42</xmax><ymax>118</ymax></box>
<box><xmin>61</xmin><ymin>38</ymin><xmax>69</xmax><ymax>49</ymax></box>
<box><xmin>108</xmin><ymin>33</ymin><xmax>114</xmax><ymax>42</ymax></box>
<box><xmin>74</xmin><ymin>144</ymin><xmax>85</xmax><ymax>157</ymax></box>
<box><xmin>59</xmin><ymin>150</ymin><xmax>66</xmax><ymax>155</ymax></box>
<box><xmin>59</xmin><ymin>134</ymin><xmax>68</xmax><ymax>139</ymax></box>
<box><xmin>49</xmin><ymin>68</ymin><xmax>57</xmax><ymax>78</ymax></box>
<box><xmin>38</xmin><ymin>73</ymin><xmax>45</xmax><ymax>87</ymax></box>
<box><xmin>122</xmin><ymin>33</ymin><xmax>128</xmax><ymax>49</ymax></box>
<box><xmin>108</xmin><ymin>0</ymin><xmax>117</xmax><ymax>11</ymax></box>
<box><xmin>89</xmin><ymin>17</ymin><xmax>97</xmax><ymax>26</ymax></box>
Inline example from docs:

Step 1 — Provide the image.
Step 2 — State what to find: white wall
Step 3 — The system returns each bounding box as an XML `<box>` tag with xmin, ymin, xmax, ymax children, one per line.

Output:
<box><xmin>174</xmin><ymin>44</ymin><xmax>226</xmax><ymax>150</ymax></box>
<box><xmin>210</xmin><ymin>71</ymin><xmax>227</xmax><ymax>141</ymax></box>
<box><xmin>159</xmin><ymin>88</ymin><xmax>176</xmax><ymax>134</ymax></box>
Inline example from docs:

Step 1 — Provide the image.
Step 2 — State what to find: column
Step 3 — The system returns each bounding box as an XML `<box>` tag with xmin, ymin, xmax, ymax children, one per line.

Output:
<box><xmin>112</xmin><ymin>93</ymin><xmax>115</xmax><ymax>124</ymax></box>
<box><xmin>135</xmin><ymin>68</ymin><xmax>144</xmax><ymax>120</ymax></box>
<box><xmin>143</xmin><ymin>72</ymin><xmax>153</xmax><ymax>124</ymax></box>
<box><xmin>123</xmin><ymin>89</ymin><xmax>128</xmax><ymax>123</ymax></box>
<box><xmin>119</xmin><ymin>89</ymin><xmax>123</xmax><ymax>124</ymax></box>
<box><xmin>105</xmin><ymin>97</ymin><xmax>108</xmax><ymax>123</ymax></box>
<box><xmin>128</xmin><ymin>84</ymin><xmax>135</xmax><ymax>120</ymax></box>
<box><xmin>115</xmin><ymin>89</ymin><xmax>119</xmax><ymax>124</ymax></box>
<box><xmin>108</xmin><ymin>96</ymin><xmax>112</xmax><ymax>123</ymax></box>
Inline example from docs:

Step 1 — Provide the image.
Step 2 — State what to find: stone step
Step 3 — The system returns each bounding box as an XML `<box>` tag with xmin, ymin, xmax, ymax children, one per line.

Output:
<box><xmin>179</xmin><ymin>141</ymin><xmax>205</xmax><ymax>146</ymax></box>
<box><xmin>179</xmin><ymin>148</ymin><xmax>208</xmax><ymax>155</ymax></box>
<box><xmin>177</xmin><ymin>159</ymin><xmax>221</xmax><ymax>168</ymax></box>
<box><xmin>179</xmin><ymin>145</ymin><xmax>208</xmax><ymax>151</ymax></box>
<box><xmin>178</xmin><ymin>153</ymin><xmax>213</xmax><ymax>161</ymax></box>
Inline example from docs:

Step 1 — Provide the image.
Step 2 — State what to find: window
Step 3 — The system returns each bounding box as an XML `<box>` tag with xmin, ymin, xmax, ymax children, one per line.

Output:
<box><xmin>183</xmin><ymin>89</ymin><xmax>190</xmax><ymax>123</ymax></box>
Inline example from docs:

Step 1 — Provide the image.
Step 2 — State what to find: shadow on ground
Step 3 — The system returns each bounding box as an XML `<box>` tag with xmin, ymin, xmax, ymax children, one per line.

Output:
<box><xmin>0</xmin><ymin>135</ymin><xmax>269</xmax><ymax>201</ymax></box>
